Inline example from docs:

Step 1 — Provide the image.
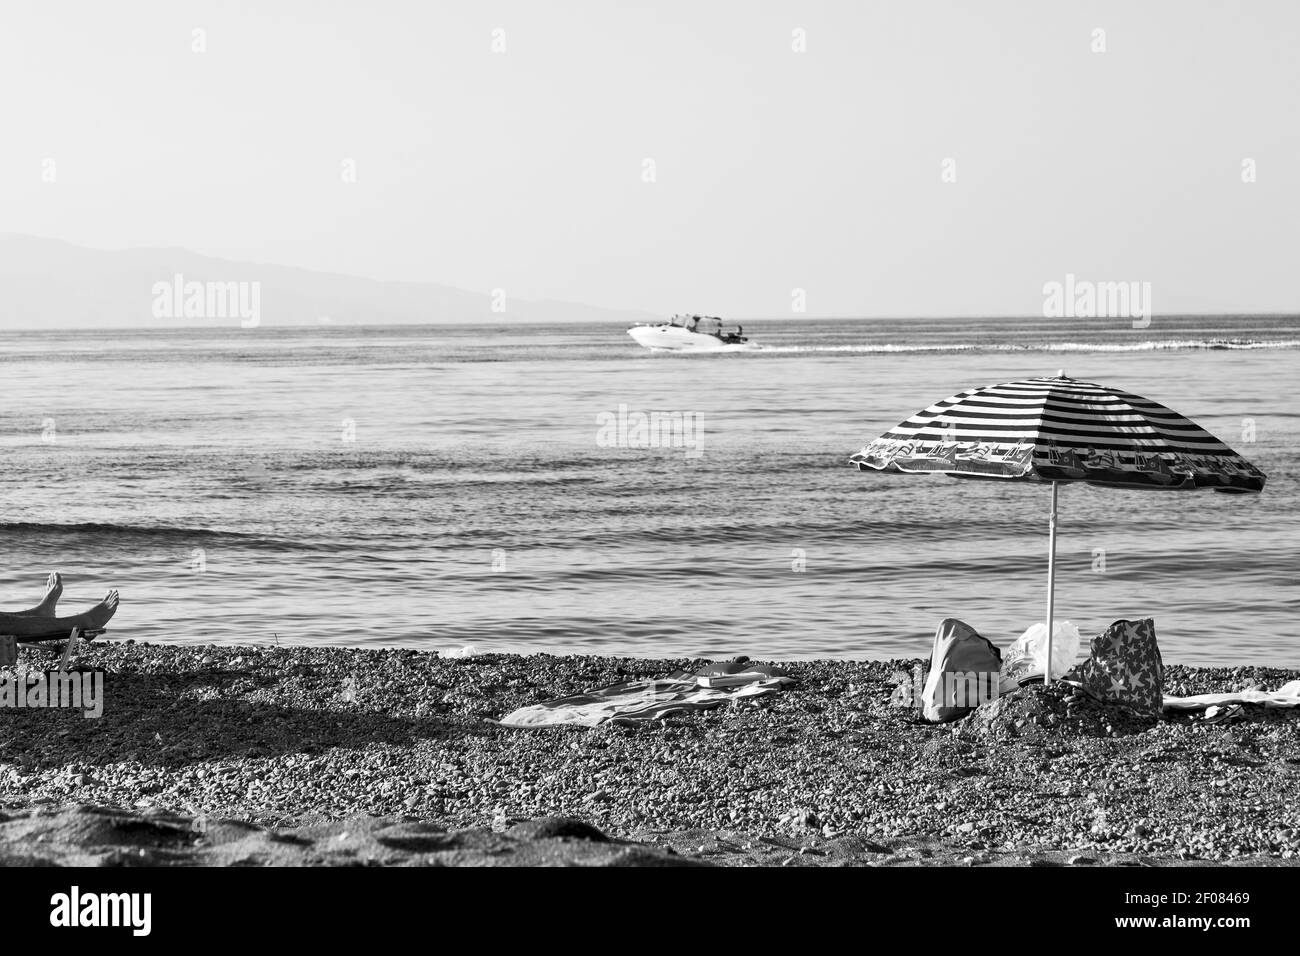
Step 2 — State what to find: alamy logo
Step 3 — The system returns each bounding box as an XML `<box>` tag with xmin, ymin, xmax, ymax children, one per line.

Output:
<box><xmin>50</xmin><ymin>886</ymin><xmax>151</xmax><ymax>936</ymax></box>
<box><xmin>1</xmin><ymin>670</ymin><xmax>105</xmax><ymax>718</ymax></box>
<box><xmin>1042</xmin><ymin>273</ymin><xmax>1152</xmax><ymax>329</ymax></box>
<box><xmin>596</xmin><ymin>404</ymin><xmax>704</xmax><ymax>459</ymax></box>
<box><xmin>890</xmin><ymin>665</ymin><xmax>999</xmax><ymax>709</ymax></box>
<box><xmin>151</xmin><ymin>273</ymin><xmax>261</xmax><ymax>328</ymax></box>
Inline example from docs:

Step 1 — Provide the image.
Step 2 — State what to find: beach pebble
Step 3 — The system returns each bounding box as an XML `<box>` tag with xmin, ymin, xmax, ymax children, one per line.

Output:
<box><xmin>1</xmin><ymin>644</ymin><xmax>1294</xmax><ymax>866</ymax></box>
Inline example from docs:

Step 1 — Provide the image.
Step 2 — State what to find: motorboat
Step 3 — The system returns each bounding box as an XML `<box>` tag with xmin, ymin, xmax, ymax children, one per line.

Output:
<box><xmin>627</xmin><ymin>314</ymin><xmax>758</xmax><ymax>352</ymax></box>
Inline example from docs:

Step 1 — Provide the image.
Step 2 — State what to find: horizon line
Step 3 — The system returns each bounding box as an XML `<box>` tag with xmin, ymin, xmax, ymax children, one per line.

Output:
<box><xmin>2</xmin><ymin>312</ymin><xmax>1299</xmax><ymax>334</ymax></box>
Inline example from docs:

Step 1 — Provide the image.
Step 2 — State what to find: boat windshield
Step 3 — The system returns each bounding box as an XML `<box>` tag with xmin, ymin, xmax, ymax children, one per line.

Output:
<box><xmin>672</xmin><ymin>314</ymin><xmax>724</xmax><ymax>330</ymax></box>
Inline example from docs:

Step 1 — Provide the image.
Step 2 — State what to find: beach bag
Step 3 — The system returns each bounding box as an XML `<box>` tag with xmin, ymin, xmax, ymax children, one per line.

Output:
<box><xmin>1001</xmin><ymin>620</ymin><xmax>1082</xmax><ymax>687</ymax></box>
<box><xmin>1064</xmin><ymin>618</ymin><xmax>1164</xmax><ymax>716</ymax></box>
<box><xmin>921</xmin><ymin>618</ymin><xmax>1003</xmax><ymax>723</ymax></box>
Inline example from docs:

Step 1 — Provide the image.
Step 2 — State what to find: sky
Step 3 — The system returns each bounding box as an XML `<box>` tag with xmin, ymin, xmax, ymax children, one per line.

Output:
<box><xmin>2</xmin><ymin>0</ymin><xmax>1297</xmax><ymax>317</ymax></box>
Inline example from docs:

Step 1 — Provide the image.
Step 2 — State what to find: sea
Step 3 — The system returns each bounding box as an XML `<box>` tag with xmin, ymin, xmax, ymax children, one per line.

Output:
<box><xmin>2</xmin><ymin>314</ymin><xmax>1297</xmax><ymax>667</ymax></box>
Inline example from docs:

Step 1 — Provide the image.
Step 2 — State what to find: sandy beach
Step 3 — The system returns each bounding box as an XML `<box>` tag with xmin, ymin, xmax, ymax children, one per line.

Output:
<box><xmin>1</xmin><ymin>641</ymin><xmax>1297</xmax><ymax>867</ymax></box>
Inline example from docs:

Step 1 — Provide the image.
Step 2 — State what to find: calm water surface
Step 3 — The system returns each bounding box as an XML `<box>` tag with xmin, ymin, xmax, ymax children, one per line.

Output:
<box><xmin>2</xmin><ymin>316</ymin><xmax>1297</xmax><ymax>666</ymax></box>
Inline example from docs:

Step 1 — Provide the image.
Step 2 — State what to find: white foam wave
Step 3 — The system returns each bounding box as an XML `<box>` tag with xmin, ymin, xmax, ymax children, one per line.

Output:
<box><xmin>751</xmin><ymin>339</ymin><xmax>1300</xmax><ymax>355</ymax></box>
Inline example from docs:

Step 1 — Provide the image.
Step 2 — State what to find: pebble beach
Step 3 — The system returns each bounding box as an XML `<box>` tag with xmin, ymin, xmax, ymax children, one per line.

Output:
<box><xmin>1</xmin><ymin>642</ymin><xmax>1298</xmax><ymax>867</ymax></box>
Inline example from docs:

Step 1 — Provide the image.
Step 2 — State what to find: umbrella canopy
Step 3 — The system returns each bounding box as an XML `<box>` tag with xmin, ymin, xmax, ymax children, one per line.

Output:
<box><xmin>851</xmin><ymin>373</ymin><xmax>1266</xmax><ymax>681</ymax></box>
<box><xmin>851</xmin><ymin>373</ymin><xmax>1265</xmax><ymax>493</ymax></box>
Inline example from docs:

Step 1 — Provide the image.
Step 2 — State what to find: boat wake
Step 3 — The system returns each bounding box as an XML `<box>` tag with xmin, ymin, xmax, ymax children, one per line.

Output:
<box><xmin>744</xmin><ymin>338</ymin><xmax>1300</xmax><ymax>355</ymax></box>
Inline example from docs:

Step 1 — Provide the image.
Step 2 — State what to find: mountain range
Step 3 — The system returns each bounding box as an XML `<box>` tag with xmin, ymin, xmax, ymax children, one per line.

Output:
<box><xmin>0</xmin><ymin>235</ymin><xmax>657</xmax><ymax>329</ymax></box>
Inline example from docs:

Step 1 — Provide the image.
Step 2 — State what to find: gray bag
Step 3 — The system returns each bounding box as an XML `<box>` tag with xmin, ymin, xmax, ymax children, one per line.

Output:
<box><xmin>922</xmin><ymin>618</ymin><xmax>1003</xmax><ymax>722</ymax></box>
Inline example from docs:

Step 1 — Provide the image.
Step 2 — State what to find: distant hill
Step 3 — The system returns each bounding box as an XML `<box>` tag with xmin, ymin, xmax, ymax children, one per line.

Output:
<box><xmin>0</xmin><ymin>235</ymin><xmax>658</xmax><ymax>329</ymax></box>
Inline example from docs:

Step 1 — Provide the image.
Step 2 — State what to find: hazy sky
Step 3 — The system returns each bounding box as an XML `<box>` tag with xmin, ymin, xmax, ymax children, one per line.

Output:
<box><xmin>3</xmin><ymin>0</ymin><xmax>1297</xmax><ymax>316</ymax></box>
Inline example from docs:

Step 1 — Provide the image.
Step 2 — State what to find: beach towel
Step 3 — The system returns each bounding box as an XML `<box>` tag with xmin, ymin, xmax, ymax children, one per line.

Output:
<box><xmin>1063</xmin><ymin>618</ymin><xmax>1164</xmax><ymax>716</ymax></box>
<box><xmin>498</xmin><ymin>659</ymin><xmax>795</xmax><ymax>728</ymax></box>
<box><xmin>1162</xmin><ymin>680</ymin><xmax>1300</xmax><ymax>713</ymax></box>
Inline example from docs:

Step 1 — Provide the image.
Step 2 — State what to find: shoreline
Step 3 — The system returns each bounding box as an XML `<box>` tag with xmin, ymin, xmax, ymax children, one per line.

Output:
<box><xmin>2</xmin><ymin>641</ymin><xmax>1298</xmax><ymax>866</ymax></box>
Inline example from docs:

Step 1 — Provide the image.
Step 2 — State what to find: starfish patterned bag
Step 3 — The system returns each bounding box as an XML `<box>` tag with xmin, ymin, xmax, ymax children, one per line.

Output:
<box><xmin>1064</xmin><ymin>618</ymin><xmax>1164</xmax><ymax>716</ymax></box>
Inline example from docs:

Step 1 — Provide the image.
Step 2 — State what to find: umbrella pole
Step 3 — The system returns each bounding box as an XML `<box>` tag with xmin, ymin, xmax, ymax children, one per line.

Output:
<box><xmin>1044</xmin><ymin>481</ymin><xmax>1059</xmax><ymax>683</ymax></box>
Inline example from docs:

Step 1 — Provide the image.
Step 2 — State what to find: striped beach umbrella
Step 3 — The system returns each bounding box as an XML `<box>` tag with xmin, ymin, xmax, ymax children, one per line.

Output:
<box><xmin>850</xmin><ymin>372</ymin><xmax>1266</xmax><ymax>680</ymax></box>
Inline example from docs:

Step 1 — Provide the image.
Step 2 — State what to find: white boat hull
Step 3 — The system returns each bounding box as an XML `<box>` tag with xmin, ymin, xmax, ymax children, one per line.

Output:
<box><xmin>627</xmin><ymin>325</ymin><xmax>758</xmax><ymax>352</ymax></box>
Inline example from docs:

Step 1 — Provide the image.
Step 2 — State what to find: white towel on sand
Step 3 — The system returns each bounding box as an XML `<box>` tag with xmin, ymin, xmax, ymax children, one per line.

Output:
<box><xmin>499</xmin><ymin>664</ymin><xmax>794</xmax><ymax>728</ymax></box>
<box><xmin>1162</xmin><ymin>679</ymin><xmax>1300</xmax><ymax>712</ymax></box>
